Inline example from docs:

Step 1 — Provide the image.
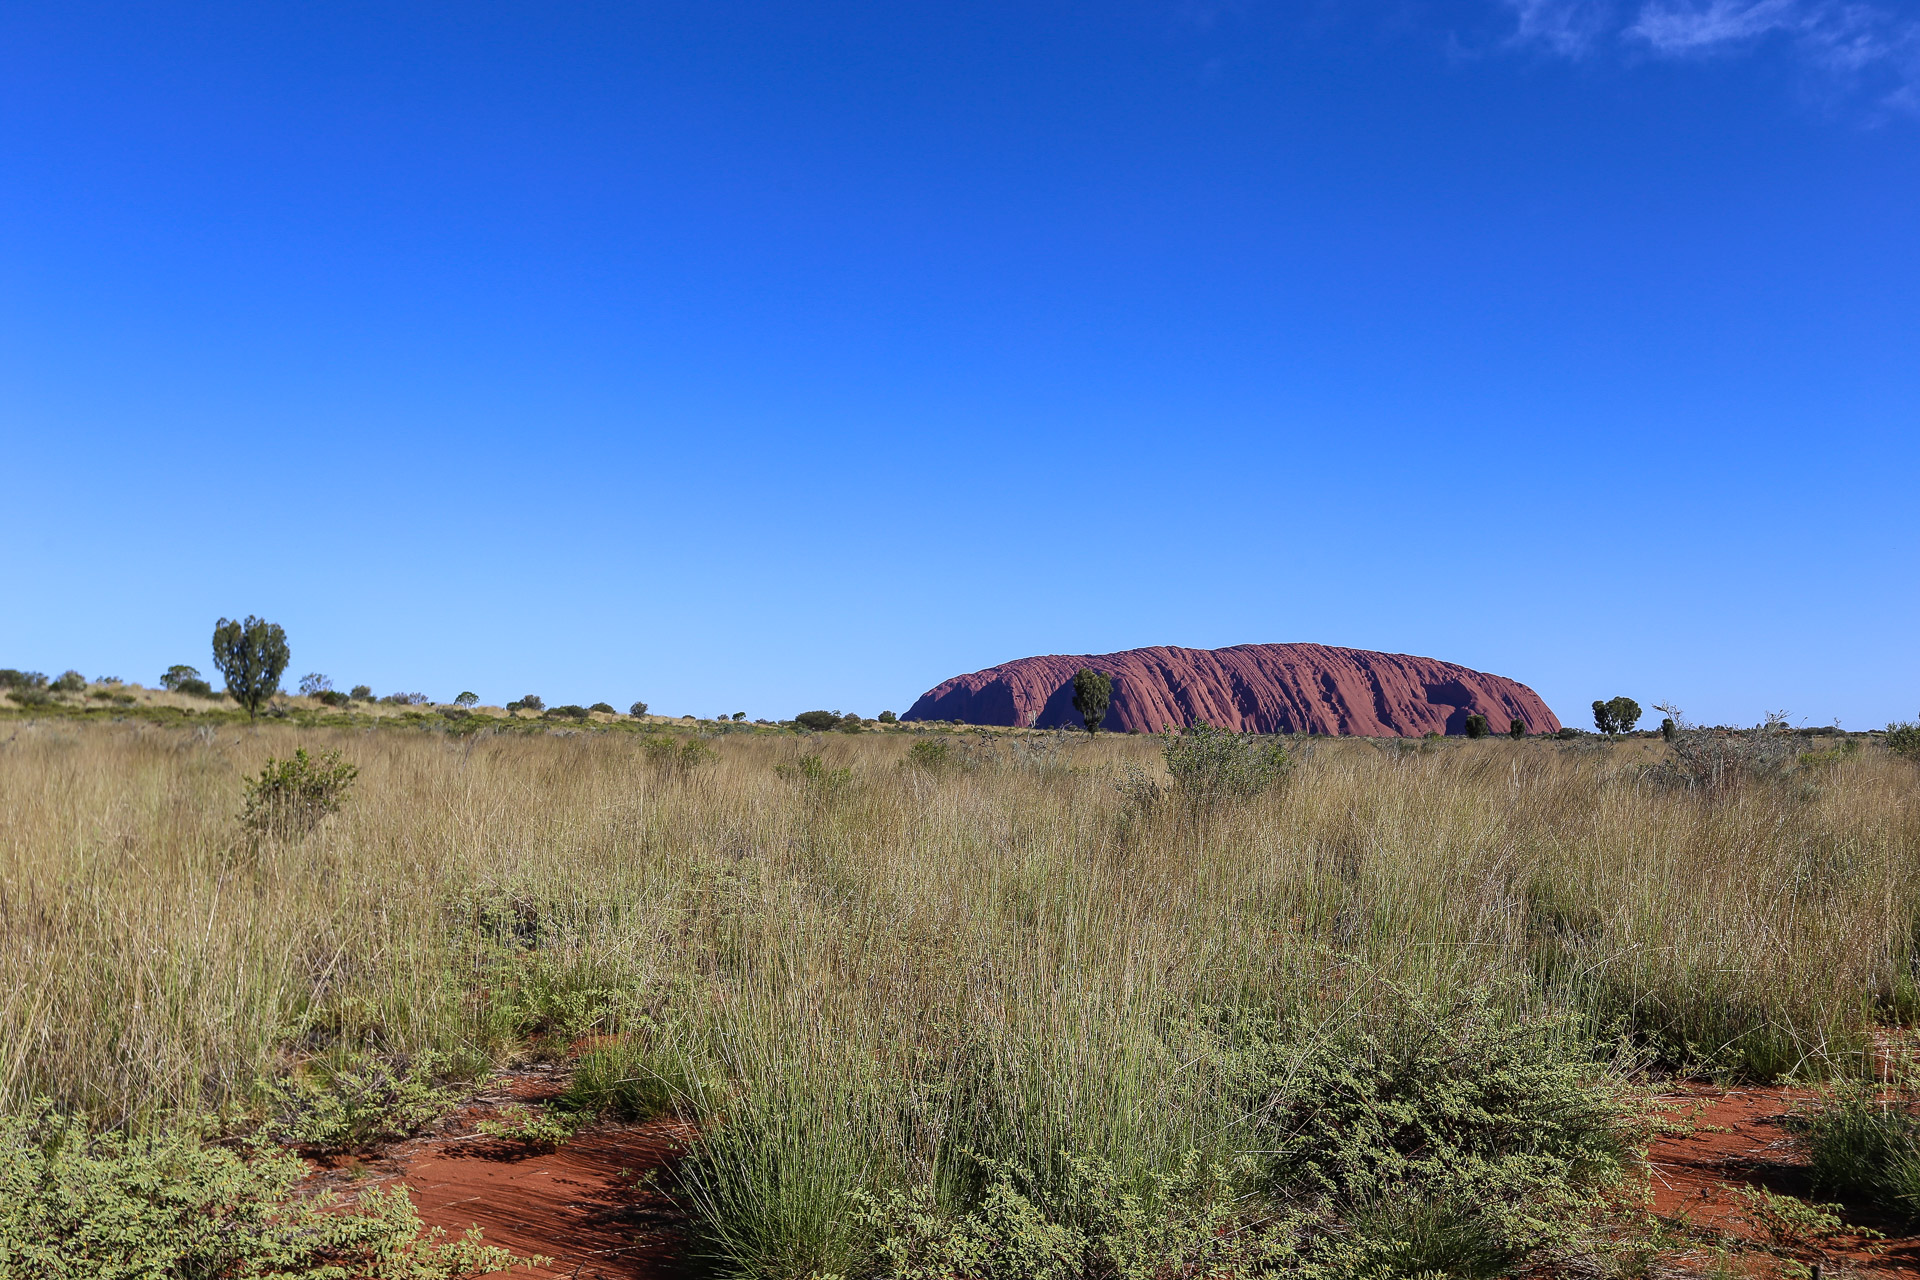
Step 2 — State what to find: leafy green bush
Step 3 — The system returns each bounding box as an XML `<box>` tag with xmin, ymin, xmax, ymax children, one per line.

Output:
<box><xmin>1802</xmin><ymin>1084</ymin><xmax>1920</xmax><ymax>1224</ymax></box>
<box><xmin>240</xmin><ymin>748</ymin><xmax>359</xmax><ymax>840</ymax></box>
<box><xmin>838</xmin><ymin>714</ymin><xmax>868</xmax><ymax>732</ymax></box>
<box><xmin>474</xmin><ymin>1103</ymin><xmax>583</xmax><ymax>1151</ymax></box>
<box><xmin>350</xmin><ymin>684</ymin><xmax>374</xmax><ymax>700</ymax></box>
<box><xmin>1510</xmin><ymin>719</ymin><xmax>1526</xmax><ymax>739</ymax></box>
<box><xmin>254</xmin><ymin>1051</ymin><xmax>460</xmax><ymax>1152</ymax></box>
<box><xmin>776</xmin><ymin>752</ymin><xmax>852</xmax><ymax>798</ymax></box>
<box><xmin>629</xmin><ymin>700</ymin><xmax>649</xmax><ymax>717</ymax></box>
<box><xmin>795</xmin><ymin>710</ymin><xmax>841</xmax><ymax>731</ymax></box>
<box><xmin>0</xmin><ymin>1099</ymin><xmax>530</xmax><ymax>1278</ymax></box>
<box><xmin>645</xmin><ymin>735</ymin><xmax>713</xmax><ymax>776</ymax></box>
<box><xmin>298</xmin><ymin>673</ymin><xmax>333</xmax><ymax>696</ymax></box>
<box><xmin>315</xmin><ymin>689</ymin><xmax>351</xmax><ymax>707</ymax></box>
<box><xmin>878</xmin><ymin>710</ymin><xmax>897</xmax><ymax>723</ymax></box>
<box><xmin>544</xmin><ymin>704</ymin><xmax>591</xmax><ymax>721</ymax></box>
<box><xmin>904</xmin><ymin>739</ymin><xmax>954</xmax><ymax>773</ymax></box>
<box><xmin>0</xmin><ymin>669</ymin><xmax>47</xmax><ymax>691</ymax></box>
<box><xmin>1245</xmin><ymin>990</ymin><xmax>1629</xmax><ymax>1269</ymax></box>
<box><xmin>51</xmin><ymin>669</ymin><xmax>86</xmax><ymax>694</ymax></box>
<box><xmin>1162</xmin><ymin>722</ymin><xmax>1289</xmax><ymax>807</ymax></box>
<box><xmin>855</xmin><ymin>1151</ymin><xmax>1371</xmax><ymax>1280</ymax></box>
<box><xmin>1464</xmin><ymin>714</ymin><xmax>1489</xmax><ymax>739</ymax></box>
<box><xmin>453</xmin><ymin>691</ymin><xmax>479</xmax><ymax>708</ymax></box>
<box><xmin>1886</xmin><ymin>719</ymin><xmax>1920</xmax><ymax>760</ymax></box>
<box><xmin>588</xmin><ymin>701</ymin><xmax>616</xmax><ymax>714</ymax></box>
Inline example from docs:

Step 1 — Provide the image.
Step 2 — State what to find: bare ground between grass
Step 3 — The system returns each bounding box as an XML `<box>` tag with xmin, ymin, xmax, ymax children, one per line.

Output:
<box><xmin>302</xmin><ymin>1065</ymin><xmax>693</xmax><ymax>1280</ymax></box>
<box><xmin>1647</xmin><ymin>1085</ymin><xmax>1920</xmax><ymax>1277</ymax></box>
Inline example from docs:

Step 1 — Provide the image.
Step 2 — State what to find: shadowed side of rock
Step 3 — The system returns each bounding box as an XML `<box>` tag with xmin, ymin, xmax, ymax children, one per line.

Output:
<box><xmin>902</xmin><ymin>643</ymin><xmax>1561</xmax><ymax>737</ymax></box>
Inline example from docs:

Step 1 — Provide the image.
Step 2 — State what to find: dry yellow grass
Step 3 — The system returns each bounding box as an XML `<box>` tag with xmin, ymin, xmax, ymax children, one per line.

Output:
<box><xmin>3</xmin><ymin>720</ymin><xmax>1914</xmax><ymax>1131</ymax></box>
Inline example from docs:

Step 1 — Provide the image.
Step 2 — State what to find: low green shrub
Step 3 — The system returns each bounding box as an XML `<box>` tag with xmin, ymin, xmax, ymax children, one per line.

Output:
<box><xmin>776</xmin><ymin>752</ymin><xmax>852</xmax><ymax>798</ymax></box>
<box><xmin>645</xmin><ymin>735</ymin><xmax>713</xmax><ymax>776</ymax></box>
<box><xmin>474</xmin><ymin>1103</ymin><xmax>584</xmax><ymax>1151</ymax></box>
<box><xmin>1464</xmin><ymin>714</ymin><xmax>1489</xmax><ymax>739</ymax></box>
<box><xmin>855</xmin><ymin>1151</ymin><xmax>1372</xmax><ymax>1280</ymax></box>
<box><xmin>588</xmin><ymin>701</ymin><xmax>616</xmax><ymax>714</ymax></box>
<box><xmin>0</xmin><ymin>669</ymin><xmax>47</xmax><ymax>690</ymax></box>
<box><xmin>544</xmin><ymin>704</ymin><xmax>591</xmax><ymax>721</ymax></box>
<box><xmin>878</xmin><ymin>710</ymin><xmax>897</xmax><ymax>723</ymax></box>
<box><xmin>1162</xmin><ymin>722</ymin><xmax>1289</xmax><ymax>807</ymax></box>
<box><xmin>254</xmin><ymin>1051</ymin><xmax>460</xmax><ymax>1152</ymax></box>
<box><xmin>350</xmin><ymin>684</ymin><xmax>374</xmax><ymax>700</ymax></box>
<box><xmin>50</xmin><ymin>670</ymin><xmax>86</xmax><ymax>694</ymax></box>
<box><xmin>1244</xmin><ymin>990</ymin><xmax>1630</xmax><ymax>1268</ymax></box>
<box><xmin>1510</xmin><ymin>719</ymin><xmax>1526</xmax><ymax>739</ymax></box>
<box><xmin>0</xmin><ymin>1099</ymin><xmax>531</xmax><ymax>1278</ymax></box>
<box><xmin>1886</xmin><ymin>719</ymin><xmax>1920</xmax><ymax>760</ymax></box>
<box><xmin>794</xmin><ymin>710</ymin><xmax>841</xmax><ymax>731</ymax></box>
<box><xmin>240</xmin><ymin>747</ymin><xmax>359</xmax><ymax>840</ymax></box>
<box><xmin>904</xmin><ymin>739</ymin><xmax>954</xmax><ymax>773</ymax></box>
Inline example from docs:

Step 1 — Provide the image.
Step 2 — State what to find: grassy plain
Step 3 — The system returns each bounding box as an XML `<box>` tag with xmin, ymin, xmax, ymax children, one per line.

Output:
<box><xmin>3</xmin><ymin>718</ymin><xmax>1917</xmax><ymax>1274</ymax></box>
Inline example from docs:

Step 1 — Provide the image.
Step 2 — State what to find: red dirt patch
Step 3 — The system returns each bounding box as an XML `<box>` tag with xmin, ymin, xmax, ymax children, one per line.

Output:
<box><xmin>1648</xmin><ymin>1085</ymin><xmax>1917</xmax><ymax>1276</ymax></box>
<box><xmin>307</xmin><ymin>1064</ymin><xmax>692</xmax><ymax>1279</ymax></box>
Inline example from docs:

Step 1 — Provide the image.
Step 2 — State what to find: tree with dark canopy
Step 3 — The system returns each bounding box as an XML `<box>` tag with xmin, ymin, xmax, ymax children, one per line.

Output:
<box><xmin>211</xmin><ymin>616</ymin><xmax>290</xmax><ymax>720</ymax></box>
<box><xmin>1464</xmin><ymin>713</ymin><xmax>1489</xmax><ymax>739</ymax></box>
<box><xmin>1592</xmin><ymin>696</ymin><xmax>1643</xmax><ymax>736</ymax></box>
<box><xmin>1071</xmin><ymin>669</ymin><xmax>1113</xmax><ymax>736</ymax></box>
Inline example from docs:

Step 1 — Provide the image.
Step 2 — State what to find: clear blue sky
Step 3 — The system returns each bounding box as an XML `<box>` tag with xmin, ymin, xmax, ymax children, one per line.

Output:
<box><xmin>3</xmin><ymin>2</ymin><xmax>1916</xmax><ymax>727</ymax></box>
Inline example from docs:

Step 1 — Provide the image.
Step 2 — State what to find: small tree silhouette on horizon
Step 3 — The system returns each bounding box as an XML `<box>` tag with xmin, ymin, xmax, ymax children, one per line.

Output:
<box><xmin>1071</xmin><ymin>669</ymin><xmax>1112</xmax><ymax>736</ymax></box>
<box><xmin>211</xmin><ymin>616</ymin><xmax>290</xmax><ymax>721</ymax></box>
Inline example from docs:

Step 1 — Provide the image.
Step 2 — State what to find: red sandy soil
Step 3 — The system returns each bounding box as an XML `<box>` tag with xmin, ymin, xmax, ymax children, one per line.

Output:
<box><xmin>1647</xmin><ymin>1084</ymin><xmax>1918</xmax><ymax>1277</ymax></box>
<box><xmin>306</xmin><ymin>1064</ymin><xmax>692</xmax><ymax>1279</ymax></box>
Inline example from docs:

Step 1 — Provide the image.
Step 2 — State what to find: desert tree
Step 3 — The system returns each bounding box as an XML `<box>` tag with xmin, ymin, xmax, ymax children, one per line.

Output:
<box><xmin>1071</xmin><ymin>669</ymin><xmax>1113</xmax><ymax>736</ymax></box>
<box><xmin>1509</xmin><ymin>718</ymin><xmax>1526</xmax><ymax>739</ymax></box>
<box><xmin>298</xmin><ymin>673</ymin><xmax>333</xmax><ymax>697</ymax></box>
<box><xmin>629</xmin><ymin>700</ymin><xmax>649</xmax><ymax>718</ymax></box>
<box><xmin>454</xmin><ymin>691</ymin><xmax>479</xmax><ymax>708</ymax></box>
<box><xmin>1464</xmin><ymin>713</ymin><xmax>1489</xmax><ymax>739</ymax></box>
<box><xmin>211</xmin><ymin>615</ymin><xmax>290</xmax><ymax>720</ymax></box>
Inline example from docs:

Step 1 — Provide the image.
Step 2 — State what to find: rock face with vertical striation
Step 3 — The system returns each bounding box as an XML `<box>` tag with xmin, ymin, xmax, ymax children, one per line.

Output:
<box><xmin>902</xmin><ymin>643</ymin><xmax>1561</xmax><ymax>737</ymax></box>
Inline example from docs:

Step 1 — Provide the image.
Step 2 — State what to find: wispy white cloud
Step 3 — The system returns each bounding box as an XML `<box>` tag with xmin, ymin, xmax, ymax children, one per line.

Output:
<box><xmin>1500</xmin><ymin>0</ymin><xmax>1920</xmax><ymax>113</ymax></box>
<box><xmin>1506</xmin><ymin>0</ymin><xmax>1621</xmax><ymax>55</ymax></box>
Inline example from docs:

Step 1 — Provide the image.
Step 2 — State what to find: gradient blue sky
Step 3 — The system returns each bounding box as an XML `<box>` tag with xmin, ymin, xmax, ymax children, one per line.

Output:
<box><xmin>3</xmin><ymin>1</ymin><xmax>1916</xmax><ymax>727</ymax></box>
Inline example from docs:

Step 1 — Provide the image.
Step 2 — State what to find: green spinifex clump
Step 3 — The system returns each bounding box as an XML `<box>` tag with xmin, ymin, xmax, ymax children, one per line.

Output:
<box><xmin>1801</xmin><ymin>1080</ymin><xmax>1920</xmax><ymax>1224</ymax></box>
<box><xmin>0</xmin><ymin>1100</ymin><xmax>534</xmax><ymax>1279</ymax></box>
